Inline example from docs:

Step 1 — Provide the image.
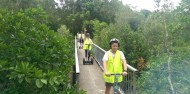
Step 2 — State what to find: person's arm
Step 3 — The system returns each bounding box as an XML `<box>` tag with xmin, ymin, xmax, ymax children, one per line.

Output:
<box><xmin>103</xmin><ymin>60</ymin><xmax>111</xmax><ymax>76</ymax></box>
<box><xmin>122</xmin><ymin>59</ymin><xmax>127</xmax><ymax>71</ymax></box>
<box><xmin>83</xmin><ymin>39</ymin><xmax>86</xmax><ymax>49</ymax></box>
<box><xmin>102</xmin><ymin>52</ymin><xmax>110</xmax><ymax>76</ymax></box>
<box><xmin>90</xmin><ymin>39</ymin><xmax>93</xmax><ymax>44</ymax></box>
<box><xmin>120</xmin><ymin>51</ymin><xmax>128</xmax><ymax>75</ymax></box>
<box><xmin>122</xmin><ymin>59</ymin><xmax>128</xmax><ymax>76</ymax></box>
<box><xmin>103</xmin><ymin>60</ymin><xmax>108</xmax><ymax>73</ymax></box>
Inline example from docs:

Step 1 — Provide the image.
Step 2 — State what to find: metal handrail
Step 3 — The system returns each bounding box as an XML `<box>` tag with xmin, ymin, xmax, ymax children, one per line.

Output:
<box><xmin>75</xmin><ymin>36</ymin><xmax>80</xmax><ymax>74</ymax></box>
<box><xmin>74</xmin><ymin>36</ymin><xmax>80</xmax><ymax>94</ymax></box>
<box><xmin>92</xmin><ymin>43</ymin><xmax>138</xmax><ymax>94</ymax></box>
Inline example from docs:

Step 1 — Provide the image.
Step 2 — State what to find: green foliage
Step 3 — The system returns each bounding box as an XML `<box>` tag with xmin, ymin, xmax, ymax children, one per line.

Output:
<box><xmin>0</xmin><ymin>8</ymin><xmax>76</xmax><ymax>94</ymax></box>
<box><xmin>91</xmin><ymin>1</ymin><xmax>190</xmax><ymax>94</ymax></box>
<box><xmin>91</xmin><ymin>6</ymin><xmax>149</xmax><ymax>66</ymax></box>
<box><xmin>137</xmin><ymin>53</ymin><xmax>190</xmax><ymax>94</ymax></box>
<box><xmin>137</xmin><ymin>54</ymin><xmax>171</xmax><ymax>94</ymax></box>
<box><xmin>1</xmin><ymin>0</ymin><xmax>189</xmax><ymax>94</ymax></box>
<box><xmin>65</xmin><ymin>11</ymin><xmax>90</xmax><ymax>35</ymax></box>
<box><xmin>136</xmin><ymin>0</ymin><xmax>190</xmax><ymax>93</ymax></box>
<box><xmin>83</xmin><ymin>19</ymin><xmax>108</xmax><ymax>39</ymax></box>
<box><xmin>0</xmin><ymin>0</ymin><xmax>126</xmax><ymax>35</ymax></box>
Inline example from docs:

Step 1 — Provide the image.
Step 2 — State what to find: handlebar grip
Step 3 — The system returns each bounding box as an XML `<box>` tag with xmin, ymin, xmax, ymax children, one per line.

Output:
<box><xmin>110</xmin><ymin>73</ymin><xmax>122</xmax><ymax>76</ymax></box>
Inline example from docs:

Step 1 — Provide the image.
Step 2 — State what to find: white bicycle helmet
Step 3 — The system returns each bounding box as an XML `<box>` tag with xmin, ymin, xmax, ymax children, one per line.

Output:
<box><xmin>109</xmin><ymin>38</ymin><xmax>119</xmax><ymax>47</ymax></box>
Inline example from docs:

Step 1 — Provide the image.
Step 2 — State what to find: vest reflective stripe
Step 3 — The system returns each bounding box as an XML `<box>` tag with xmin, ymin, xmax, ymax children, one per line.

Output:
<box><xmin>81</xmin><ymin>34</ymin><xmax>85</xmax><ymax>39</ymax></box>
<box><xmin>83</xmin><ymin>39</ymin><xmax>92</xmax><ymax>50</ymax></box>
<box><xmin>77</xmin><ymin>34</ymin><xmax>85</xmax><ymax>39</ymax></box>
<box><xmin>104</xmin><ymin>50</ymin><xmax>123</xmax><ymax>83</ymax></box>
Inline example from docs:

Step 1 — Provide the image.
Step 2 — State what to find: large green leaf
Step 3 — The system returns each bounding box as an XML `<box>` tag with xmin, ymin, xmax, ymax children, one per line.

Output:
<box><xmin>36</xmin><ymin>79</ymin><xmax>43</xmax><ymax>88</ymax></box>
<box><xmin>40</xmin><ymin>79</ymin><xmax>47</xmax><ymax>85</ymax></box>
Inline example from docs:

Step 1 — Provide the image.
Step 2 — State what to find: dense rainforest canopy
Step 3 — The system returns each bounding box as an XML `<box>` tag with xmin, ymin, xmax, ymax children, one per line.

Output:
<box><xmin>0</xmin><ymin>0</ymin><xmax>189</xmax><ymax>94</ymax></box>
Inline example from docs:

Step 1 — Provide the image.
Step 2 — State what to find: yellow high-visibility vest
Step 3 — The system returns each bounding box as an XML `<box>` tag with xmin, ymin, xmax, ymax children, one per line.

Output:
<box><xmin>83</xmin><ymin>38</ymin><xmax>93</xmax><ymax>50</ymax></box>
<box><xmin>81</xmin><ymin>34</ymin><xmax>85</xmax><ymax>39</ymax></box>
<box><xmin>104</xmin><ymin>50</ymin><xmax>123</xmax><ymax>83</ymax></box>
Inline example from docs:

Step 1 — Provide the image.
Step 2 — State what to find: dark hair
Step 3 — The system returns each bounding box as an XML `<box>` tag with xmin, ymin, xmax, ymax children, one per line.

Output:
<box><xmin>109</xmin><ymin>38</ymin><xmax>119</xmax><ymax>47</ymax></box>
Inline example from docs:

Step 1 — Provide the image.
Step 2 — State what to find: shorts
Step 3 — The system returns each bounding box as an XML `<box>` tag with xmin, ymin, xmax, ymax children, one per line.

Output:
<box><xmin>105</xmin><ymin>82</ymin><xmax>121</xmax><ymax>87</ymax></box>
<box><xmin>79</xmin><ymin>38</ymin><xmax>84</xmax><ymax>43</ymax></box>
<box><xmin>105</xmin><ymin>82</ymin><xmax>114</xmax><ymax>87</ymax></box>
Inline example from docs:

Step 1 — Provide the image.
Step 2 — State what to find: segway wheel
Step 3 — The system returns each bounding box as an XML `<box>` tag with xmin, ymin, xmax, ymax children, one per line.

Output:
<box><xmin>91</xmin><ymin>58</ymin><xmax>93</xmax><ymax>64</ymax></box>
<box><xmin>83</xmin><ymin>58</ymin><xmax>85</xmax><ymax>65</ymax></box>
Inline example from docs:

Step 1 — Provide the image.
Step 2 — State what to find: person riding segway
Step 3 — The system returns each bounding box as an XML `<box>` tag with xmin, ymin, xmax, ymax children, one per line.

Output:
<box><xmin>79</xmin><ymin>31</ymin><xmax>84</xmax><ymax>49</ymax></box>
<box><xmin>83</xmin><ymin>33</ymin><xmax>93</xmax><ymax>65</ymax></box>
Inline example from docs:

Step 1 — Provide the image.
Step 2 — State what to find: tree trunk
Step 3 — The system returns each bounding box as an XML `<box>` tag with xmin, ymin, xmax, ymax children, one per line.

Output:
<box><xmin>164</xmin><ymin>19</ymin><xmax>175</xmax><ymax>94</ymax></box>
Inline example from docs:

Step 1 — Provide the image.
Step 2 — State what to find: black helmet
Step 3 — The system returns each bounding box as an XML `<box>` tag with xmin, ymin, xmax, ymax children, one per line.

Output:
<box><xmin>109</xmin><ymin>38</ymin><xmax>119</xmax><ymax>47</ymax></box>
<box><xmin>86</xmin><ymin>33</ymin><xmax>90</xmax><ymax>36</ymax></box>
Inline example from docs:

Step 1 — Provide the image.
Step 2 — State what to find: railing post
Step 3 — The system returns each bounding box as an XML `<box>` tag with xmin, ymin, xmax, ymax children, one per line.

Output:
<box><xmin>76</xmin><ymin>73</ymin><xmax>79</xmax><ymax>94</ymax></box>
<box><xmin>133</xmin><ymin>72</ymin><xmax>137</xmax><ymax>94</ymax></box>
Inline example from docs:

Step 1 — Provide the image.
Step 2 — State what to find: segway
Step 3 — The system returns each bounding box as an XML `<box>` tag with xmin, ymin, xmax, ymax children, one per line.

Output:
<box><xmin>83</xmin><ymin>44</ymin><xmax>93</xmax><ymax>65</ymax></box>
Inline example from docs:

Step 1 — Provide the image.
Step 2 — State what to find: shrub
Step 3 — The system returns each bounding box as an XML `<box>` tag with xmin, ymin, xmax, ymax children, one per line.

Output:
<box><xmin>0</xmin><ymin>8</ymin><xmax>75</xmax><ymax>94</ymax></box>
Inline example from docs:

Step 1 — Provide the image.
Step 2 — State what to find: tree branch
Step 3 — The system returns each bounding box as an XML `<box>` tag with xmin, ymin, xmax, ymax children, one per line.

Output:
<box><xmin>167</xmin><ymin>56</ymin><xmax>175</xmax><ymax>94</ymax></box>
<box><xmin>164</xmin><ymin>19</ymin><xmax>175</xmax><ymax>94</ymax></box>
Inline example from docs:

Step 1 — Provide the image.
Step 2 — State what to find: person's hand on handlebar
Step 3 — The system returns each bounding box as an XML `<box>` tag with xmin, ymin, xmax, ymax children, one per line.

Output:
<box><xmin>105</xmin><ymin>72</ymin><xmax>111</xmax><ymax>77</ymax></box>
<box><xmin>122</xmin><ymin>71</ymin><xmax>128</xmax><ymax>76</ymax></box>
